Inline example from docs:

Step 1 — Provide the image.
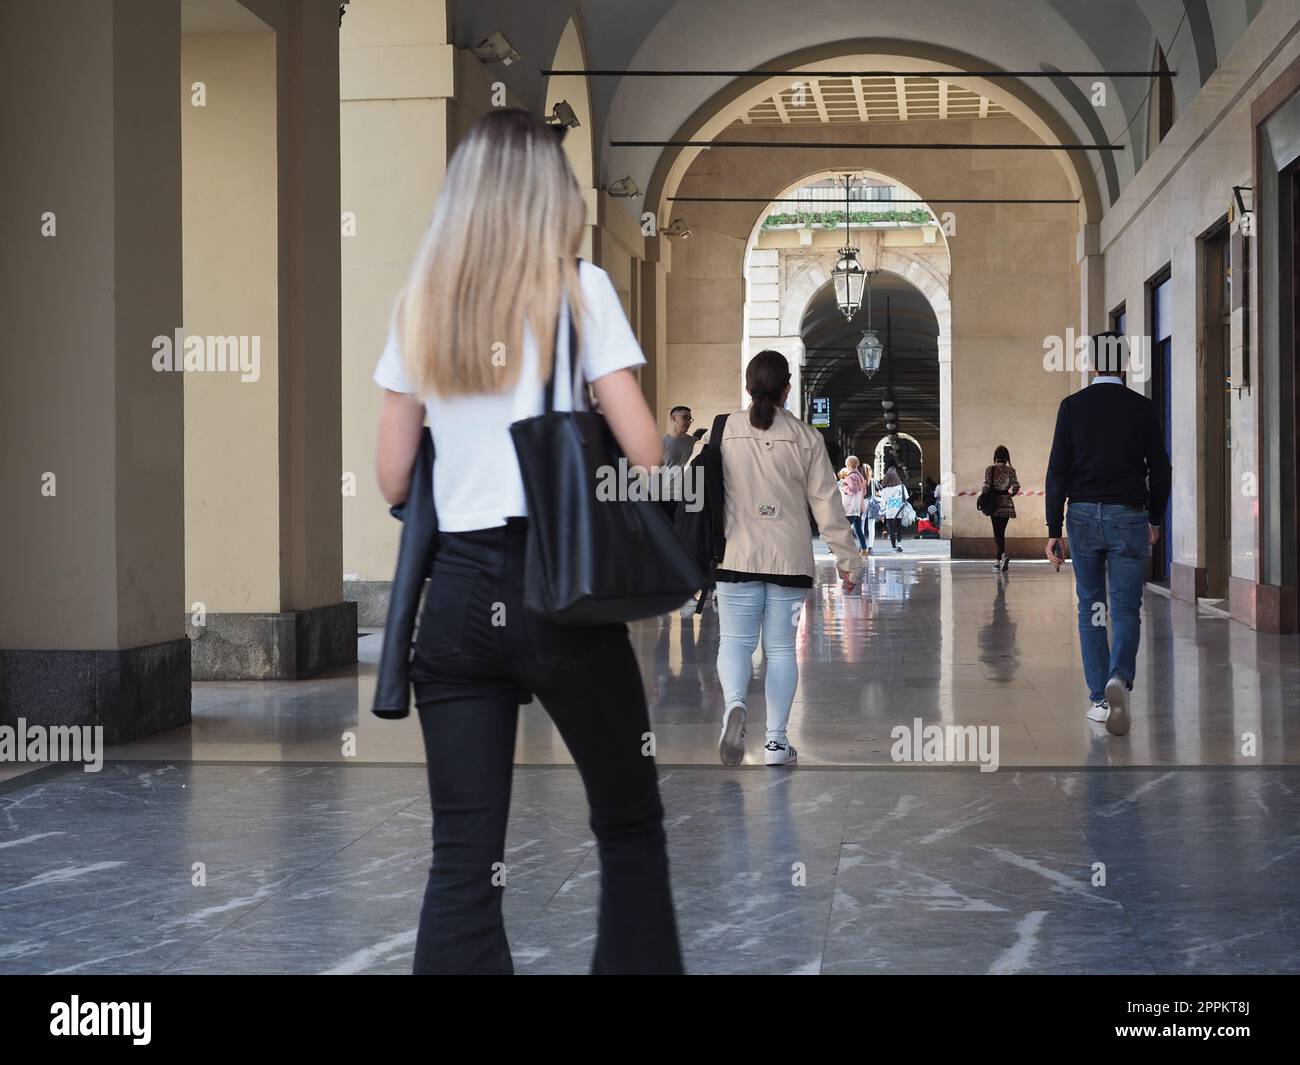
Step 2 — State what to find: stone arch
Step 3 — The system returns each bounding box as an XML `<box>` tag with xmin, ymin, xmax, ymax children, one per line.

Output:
<box><xmin>544</xmin><ymin>16</ymin><xmax>595</xmax><ymax>190</ymax></box>
<box><xmin>745</xmin><ymin>170</ymin><xmax>953</xmax><ymax>524</ymax></box>
<box><xmin>642</xmin><ymin>40</ymin><xmax>1107</xmax><ymax>239</ymax></box>
<box><xmin>875</xmin><ymin>432</ymin><xmax>924</xmax><ymax>479</ymax></box>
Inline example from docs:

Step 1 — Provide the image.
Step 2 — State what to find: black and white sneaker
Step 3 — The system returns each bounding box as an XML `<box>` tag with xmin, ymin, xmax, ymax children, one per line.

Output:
<box><xmin>719</xmin><ymin>704</ymin><xmax>747</xmax><ymax>766</ymax></box>
<box><xmin>763</xmin><ymin>739</ymin><xmax>797</xmax><ymax>766</ymax></box>
<box><xmin>1000</xmin><ymin>553</ymin><xmax>1010</xmax><ymax>572</ymax></box>
<box><xmin>1103</xmin><ymin>677</ymin><xmax>1131</xmax><ymax>736</ymax></box>
<box><xmin>1086</xmin><ymin>699</ymin><xmax>1110</xmax><ymax>723</ymax></box>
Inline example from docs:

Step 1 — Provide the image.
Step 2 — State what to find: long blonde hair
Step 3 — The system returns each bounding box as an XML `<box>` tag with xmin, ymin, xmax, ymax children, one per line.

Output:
<box><xmin>398</xmin><ymin>108</ymin><xmax>586</xmax><ymax>397</ymax></box>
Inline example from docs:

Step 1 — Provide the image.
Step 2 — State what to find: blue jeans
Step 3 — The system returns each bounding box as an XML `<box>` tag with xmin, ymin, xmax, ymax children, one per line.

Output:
<box><xmin>847</xmin><ymin>515</ymin><xmax>868</xmax><ymax>550</ymax></box>
<box><xmin>715</xmin><ymin>581</ymin><xmax>807</xmax><ymax>741</ymax></box>
<box><xmin>1065</xmin><ymin>503</ymin><xmax>1149</xmax><ymax>703</ymax></box>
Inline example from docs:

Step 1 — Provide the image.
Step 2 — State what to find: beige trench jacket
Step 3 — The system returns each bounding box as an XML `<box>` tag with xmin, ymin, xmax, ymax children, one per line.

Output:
<box><xmin>693</xmin><ymin>409</ymin><xmax>862</xmax><ymax>583</ymax></box>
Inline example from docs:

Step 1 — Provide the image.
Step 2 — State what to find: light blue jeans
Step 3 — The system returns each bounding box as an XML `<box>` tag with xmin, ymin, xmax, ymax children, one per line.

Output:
<box><xmin>715</xmin><ymin>581</ymin><xmax>807</xmax><ymax>741</ymax></box>
<box><xmin>1065</xmin><ymin>502</ymin><xmax>1149</xmax><ymax>703</ymax></box>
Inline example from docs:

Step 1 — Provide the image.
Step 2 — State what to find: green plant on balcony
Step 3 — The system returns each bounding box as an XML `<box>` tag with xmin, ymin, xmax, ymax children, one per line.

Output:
<box><xmin>760</xmin><ymin>209</ymin><xmax>933</xmax><ymax>229</ymax></box>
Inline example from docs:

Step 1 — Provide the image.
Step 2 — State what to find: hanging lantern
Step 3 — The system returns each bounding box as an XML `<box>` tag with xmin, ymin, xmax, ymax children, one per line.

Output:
<box><xmin>833</xmin><ymin>248</ymin><xmax>865</xmax><ymax>320</ymax></box>
<box><xmin>857</xmin><ymin>329</ymin><xmax>883</xmax><ymax>377</ymax></box>
<box><xmin>830</xmin><ymin>174</ymin><xmax>864</xmax><ymax>321</ymax></box>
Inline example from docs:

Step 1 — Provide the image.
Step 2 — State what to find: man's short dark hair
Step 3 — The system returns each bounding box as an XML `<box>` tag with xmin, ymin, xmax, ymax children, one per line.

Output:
<box><xmin>1091</xmin><ymin>331</ymin><xmax>1129</xmax><ymax>375</ymax></box>
<box><xmin>669</xmin><ymin>405</ymin><xmax>692</xmax><ymax>418</ymax></box>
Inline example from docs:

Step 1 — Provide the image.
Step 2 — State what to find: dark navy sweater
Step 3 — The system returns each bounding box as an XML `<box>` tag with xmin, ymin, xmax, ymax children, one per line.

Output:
<box><xmin>1045</xmin><ymin>380</ymin><xmax>1172</xmax><ymax>538</ymax></box>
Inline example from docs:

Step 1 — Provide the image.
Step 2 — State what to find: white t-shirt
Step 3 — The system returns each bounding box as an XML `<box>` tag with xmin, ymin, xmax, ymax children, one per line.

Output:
<box><xmin>373</xmin><ymin>261</ymin><xmax>646</xmax><ymax>531</ymax></box>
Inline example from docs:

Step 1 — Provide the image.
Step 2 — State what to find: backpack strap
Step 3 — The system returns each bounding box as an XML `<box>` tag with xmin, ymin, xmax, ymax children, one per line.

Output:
<box><xmin>706</xmin><ymin>413</ymin><xmax>730</xmax><ymax>564</ymax></box>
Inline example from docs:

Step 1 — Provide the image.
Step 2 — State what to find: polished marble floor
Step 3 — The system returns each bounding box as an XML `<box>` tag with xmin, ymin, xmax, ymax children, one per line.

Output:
<box><xmin>83</xmin><ymin>540</ymin><xmax>1300</xmax><ymax>769</ymax></box>
<box><xmin>2</xmin><ymin>761</ymin><xmax>1298</xmax><ymax>974</ymax></box>
<box><xmin>3</xmin><ymin>544</ymin><xmax>1299</xmax><ymax>973</ymax></box>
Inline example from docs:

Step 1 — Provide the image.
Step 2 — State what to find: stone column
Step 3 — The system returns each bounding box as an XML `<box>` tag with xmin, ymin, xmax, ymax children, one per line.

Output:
<box><xmin>185</xmin><ymin>0</ymin><xmax>355</xmax><ymax>678</ymax></box>
<box><xmin>338</xmin><ymin>1</ymin><xmax>521</xmax><ymax>626</ymax></box>
<box><xmin>0</xmin><ymin>0</ymin><xmax>190</xmax><ymax>741</ymax></box>
<box><xmin>339</xmin><ymin>0</ymin><xmax>454</xmax><ymax>625</ymax></box>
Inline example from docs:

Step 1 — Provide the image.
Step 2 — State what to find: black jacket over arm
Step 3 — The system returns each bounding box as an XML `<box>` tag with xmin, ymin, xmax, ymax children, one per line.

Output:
<box><xmin>373</xmin><ymin>428</ymin><xmax>437</xmax><ymax>718</ymax></box>
<box><xmin>1044</xmin><ymin>383</ymin><xmax>1172</xmax><ymax>538</ymax></box>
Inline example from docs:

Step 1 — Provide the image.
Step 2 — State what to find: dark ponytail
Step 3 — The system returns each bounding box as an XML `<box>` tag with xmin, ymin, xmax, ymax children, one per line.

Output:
<box><xmin>746</xmin><ymin>349</ymin><xmax>791</xmax><ymax>430</ymax></box>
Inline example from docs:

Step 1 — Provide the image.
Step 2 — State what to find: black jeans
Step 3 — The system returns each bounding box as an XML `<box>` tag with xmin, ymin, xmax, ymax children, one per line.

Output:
<box><xmin>886</xmin><ymin>517</ymin><xmax>901</xmax><ymax>547</ymax></box>
<box><xmin>410</xmin><ymin>520</ymin><xmax>683</xmax><ymax>975</ymax></box>
<box><xmin>991</xmin><ymin>515</ymin><xmax>1010</xmax><ymax>557</ymax></box>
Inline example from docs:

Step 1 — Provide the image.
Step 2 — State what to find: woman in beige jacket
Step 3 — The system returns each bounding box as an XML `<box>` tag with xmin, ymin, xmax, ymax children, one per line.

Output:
<box><xmin>698</xmin><ymin>350</ymin><xmax>862</xmax><ymax>767</ymax></box>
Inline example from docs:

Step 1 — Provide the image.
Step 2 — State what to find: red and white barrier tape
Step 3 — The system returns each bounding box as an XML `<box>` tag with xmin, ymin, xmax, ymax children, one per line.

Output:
<box><xmin>951</xmin><ymin>489</ymin><xmax>1045</xmax><ymax>496</ymax></box>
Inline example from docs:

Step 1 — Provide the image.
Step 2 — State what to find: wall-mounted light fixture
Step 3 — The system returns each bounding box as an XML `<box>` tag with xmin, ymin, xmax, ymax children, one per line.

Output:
<box><xmin>607</xmin><ymin>176</ymin><xmax>642</xmax><ymax>198</ymax></box>
<box><xmin>548</xmin><ymin>100</ymin><xmax>580</xmax><ymax>129</ymax></box>
<box><xmin>664</xmin><ymin>219</ymin><xmax>692</xmax><ymax>239</ymax></box>
<box><xmin>472</xmin><ymin>31</ymin><xmax>521</xmax><ymax>66</ymax></box>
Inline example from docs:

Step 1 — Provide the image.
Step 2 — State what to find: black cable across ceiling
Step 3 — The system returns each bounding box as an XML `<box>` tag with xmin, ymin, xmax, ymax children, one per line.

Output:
<box><xmin>670</xmin><ymin>196</ymin><xmax>1078</xmax><ymax>205</ymax></box>
<box><xmin>613</xmin><ymin>139</ymin><xmax>1122</xmax><ymax>151</ymax></box>
<box><xmin>544</xmin><ymin>69</ymin><xmax>1173</xmax><ymax>79</ymax></box>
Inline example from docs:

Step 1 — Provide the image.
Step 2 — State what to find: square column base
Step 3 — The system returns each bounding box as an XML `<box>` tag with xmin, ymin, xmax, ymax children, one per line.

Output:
<box><xmin>343</xmin><ymin>579</ymin><xmax>391</xmax><ymax>628</ymax></box>
<box><xmin>188</xmin><ymin>602</ymin><xmax>358</xmax><ymax>680</ymax></box>
<box><xmin>0</xmin><ymin>638</ymin><xmax>192</xmax><ymax>744</ymax></box>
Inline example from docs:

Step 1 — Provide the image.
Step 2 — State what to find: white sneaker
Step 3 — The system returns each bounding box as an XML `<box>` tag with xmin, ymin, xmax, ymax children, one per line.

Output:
<box><xmin>763</xmin><ymin>739</ymin><xmax>797</xmax><ymax>766</ymax></box>
<box><xmin>719</xmin><ymin>705</ymin><xmax>747</xmax><ymax>766</ymax></box>
<box><xmin>991</xmin><ymin>561</ymin><xmax>1002</xmax><ymax>572</ymax></box>
<box><xmin>1104</xmin><ymin>677</ymin><xmax>1131</xmax><ymax>736</ymax></box>
<box><xmin>1086</xmin><ymin>700</ymin><xmax>1110</xmax><ymax>722</ymax></box>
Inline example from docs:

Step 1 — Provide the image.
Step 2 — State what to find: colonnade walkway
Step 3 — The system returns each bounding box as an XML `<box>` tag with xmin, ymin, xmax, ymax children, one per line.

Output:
<box><xmin>2</xmin><ymin>550</ymin><xmax>1298</xmax><ymax>973</ymax></box>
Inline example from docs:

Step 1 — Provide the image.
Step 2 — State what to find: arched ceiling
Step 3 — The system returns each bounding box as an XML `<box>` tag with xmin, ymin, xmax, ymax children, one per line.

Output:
<box><xmin>448</xmin><ymin>0</ymin><xmax>1256</xmax><ymax>214</ymax></box>
<box><xmin>800</xmin><ymin>271</ymin><xmax>940</xmax><ymax>443</ymax></box>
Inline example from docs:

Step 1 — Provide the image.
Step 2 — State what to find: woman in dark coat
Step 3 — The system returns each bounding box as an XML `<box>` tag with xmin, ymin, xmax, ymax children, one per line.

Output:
<box><xmin>982</xmin><ymin>445</ymin><xmax>1021</xmax><ymax>572</ymax></box>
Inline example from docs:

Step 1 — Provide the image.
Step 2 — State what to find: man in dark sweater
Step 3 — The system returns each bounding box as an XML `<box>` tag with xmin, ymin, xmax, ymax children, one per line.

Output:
<box><xmin>1045</xmin><ymin>332</ymin><xmax>1172</xmax><ymax>737</ymax></box>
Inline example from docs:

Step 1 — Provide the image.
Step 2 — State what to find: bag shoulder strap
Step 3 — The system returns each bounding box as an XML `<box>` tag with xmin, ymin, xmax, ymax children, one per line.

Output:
<box><xmin>542</xmin><ymin>259</ymin><xmax>584</xmax><ymax>416</ymax></box>
<box><xmin>706</xmin><ymin>413</ymin><xmax>730</xmax><ymax>555</ymax></box>
<box><xmin>709</xmin><ymin>413</ymin><xmax>730</xmax><ymax>449</ymax></box>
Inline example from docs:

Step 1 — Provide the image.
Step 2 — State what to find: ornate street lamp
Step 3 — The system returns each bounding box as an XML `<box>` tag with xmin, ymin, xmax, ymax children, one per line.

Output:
<box><xmin>831</xmin><ymin>175</ymin><xmax>865</xmax><ymax>320</ymax></box>
<box><xmin>856</xmin><ymin>272</ymin><xmax>882</xmax><ymax>376</ymax></box>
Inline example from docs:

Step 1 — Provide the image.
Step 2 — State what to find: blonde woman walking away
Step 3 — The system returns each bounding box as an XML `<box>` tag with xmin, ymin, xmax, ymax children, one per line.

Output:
<box><xmin>374</xmin><ymin>109</ymin><xmax>681</xmax><ymax>974</ymax></box>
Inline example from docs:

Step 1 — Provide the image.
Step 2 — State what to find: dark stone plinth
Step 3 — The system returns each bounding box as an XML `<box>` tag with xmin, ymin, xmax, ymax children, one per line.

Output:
<box><xmin>343</xmin><ymin>579</ymin><xmax>391</xmax><ymax>628</ymax></box>
<box><xmin>187</xmin><ymin>601</ymin><xmax>358</xmax><ymax>680</ymax></box>
<box><xmin>0</xmin><ymin>638</ymin><xmax>192</xmax><ymax>744</ymax></box>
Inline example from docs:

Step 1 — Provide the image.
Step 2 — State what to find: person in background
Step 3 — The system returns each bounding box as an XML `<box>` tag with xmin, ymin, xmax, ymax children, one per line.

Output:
<box><xmin>982</xmin><ymin>446</ymin><xmax>1020</xmax><ymax>572</ymax></box>
<box><xmin>697</xmin><ymin>350</ymin><xmax>861</xmax><ymax>768</ymax></box>
<box><xmin>662</xmin><ymin>405</ymin><xmax>695</xmax><ymax>470</ymax></box>
<box><xmin>880</xmin><ymin>466</ymin><xmax>906</xmax><ymax>552</ymax></box>
<box><xmin>374</xmin><ymin>108</ymin><xmax>681</xmax><ymax>974</ymax></box>
<box><xmin>861</xmin><ymin>462</ymin><xmax>881</xmax><ymax>555</ymax></box>
<box><xmin>840</xmin><ymin>456</ymin><xmax>869</xmax><ymax>557</ymax></box>
<box><xmin>660</xmin><ymin>404</ymin><xmax>697</xmax><ymax>614</ymax></box>
<box><xmin>1045</xmin><ymin>331</ymin><xmax>1171</xmax><ymax>737</ymax></box>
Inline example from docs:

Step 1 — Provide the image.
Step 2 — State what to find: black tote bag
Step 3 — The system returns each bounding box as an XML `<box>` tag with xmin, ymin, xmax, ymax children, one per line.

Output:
<box><xmin>509</xmin><ymin>302</ymin><xmax>704</xmax><ymax>625</ymax></box>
